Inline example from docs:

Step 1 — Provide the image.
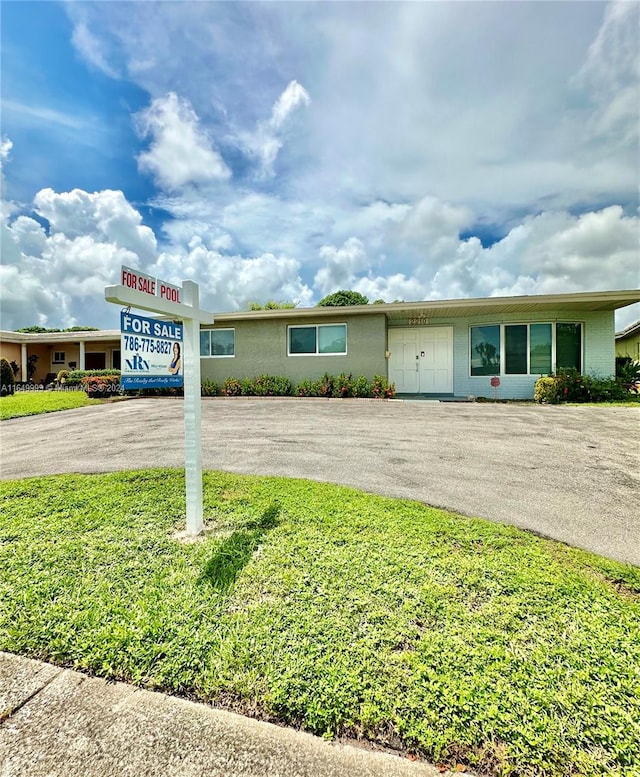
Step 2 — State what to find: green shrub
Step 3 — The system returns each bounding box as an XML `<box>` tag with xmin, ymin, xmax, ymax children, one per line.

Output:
<box><xmin>313</xmin><ymin>372</ymin><xmax>334</xmax><ymax>398</ymax></box>
<box><xmin>223</xmin><ymin>378</ymin><xmax>243</xmax><ymax>396</ymax></box>
<box><xmin>294</xmin><ymin>379</ymin><xmax>315</xmax><ymax>397</ymax></box>
<box><xmin>583</xmin><ymin>375</ymin><xmax>629</xmax><ymax>402</ymax></box>
<box><xmin>1</xmin><ymin>357</ymin><xmax>15</xmax><ymax>396</ymax></box>
<box><xmin>371</xmin><ymin>374</ymin><xmax>395</xmax><ymax>399</ymax></box>
<box><xmin>241</xmin><ymin>377</ymin><xmax>256</xmax><ymax>396</ymax></box>
<box><xmin>534</xmin><ymin>376</ymin><xmax>559</xmax><ymax>403</ymax></box>
<box><xmin>332</xmin><ymin>372</ymin><xmax>354</xmax><ymax>398</ymax></box>
<box><xmin>56</xmin><ymin>369</ymin><xmax>70</xmax><ymax>384</ymax></box>
<box><xmin>251</xmin><ymin>375</ymin><xmax>292</xmax><ymax>396</ymax></box>
<box><xmin>80</xmin><ymin>374</ymin><xmax>120</xmax><ymax>397</ymax></box>
<box><xmin>615</xmin><ymin>358</ymin><xmax>640</xmax><ymax>392</ymax></box>
<box><xmin>352</xmin><ymin>375</ymin><xmax>371</xmax><ymax>398</ymax></box>
<box><xmin>67</xmin><ymin>369</ymin><xmax>121</xmax><ymax>386</ymax></box>
<box><xmin>201</xmin><ymin>378</ymin><xmax>219</xmax><ymax>397</ymax></box>
<box><xmin>535</xmin><ymin>370</ymin><xmax>631</xmax><ymax>403</ymax></box>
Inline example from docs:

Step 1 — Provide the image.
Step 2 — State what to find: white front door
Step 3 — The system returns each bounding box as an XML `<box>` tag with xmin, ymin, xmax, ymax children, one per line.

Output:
<box><xmin>388</xmin><ymin>327</ymin><xmax>453</xmax><ymax>393</ymax></box>
<box><xmin>388</xmin><ymin>329</ymin><xmax>419</xmax><ymax>393</ymax></box>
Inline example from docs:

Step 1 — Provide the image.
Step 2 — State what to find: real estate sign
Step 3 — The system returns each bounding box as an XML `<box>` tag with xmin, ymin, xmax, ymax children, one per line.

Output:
<box><xmin>106</xmin><ymin>271</ymin><xmax>214</xmax><ymax>536</ymax></box>
<box><xmin>120</xmin><ymin>311</ymin><xmax>184</xmax><ymax>390</ymax></box>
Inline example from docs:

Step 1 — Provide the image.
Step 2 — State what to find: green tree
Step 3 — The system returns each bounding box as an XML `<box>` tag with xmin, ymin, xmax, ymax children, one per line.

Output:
<box><xmin>248</xmin><ymin>301</ymin><xmax>297</xmax><ymax>311</ymax></box>
<box><xmin>317</xmin><ymin>290</ymin><xmax>369</xmax><ymax>307</ymax></box>
<box><xmin>16</xmin><ymin>326</ymin><xmax>61</xmax><ymax>333</ymax></box>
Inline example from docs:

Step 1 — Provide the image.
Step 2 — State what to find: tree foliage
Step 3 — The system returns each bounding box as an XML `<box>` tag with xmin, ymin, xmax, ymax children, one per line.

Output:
<box><xmin>15</xmin><ymin>326</ymin><xmax>100</xmax><ymax>333</ymax></box>
<box><xmin>248</xmin><ymin>301</ymin><xmax>297</xmax><ymax>311</ymax></box>
<box><xmin>317</xmin><ymin>290</ymin><xmax>369</xmax><ymax>307</ymax></box>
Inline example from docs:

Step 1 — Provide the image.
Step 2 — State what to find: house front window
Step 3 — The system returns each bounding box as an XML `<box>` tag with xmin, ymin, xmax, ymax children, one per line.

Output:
<box><xmin>556</xmin><ymin>323</ymin><xmax>582</xmax><ymax>372</ymax></box>
<box><xmin>288</xmin><ymin>324</ymin><xmax>347</xmax><ymax>355</ymax></box>
<box><xmin>470</xmin><ymin>325</ymin><xmax>500</xmax><ymax>376</ymax></box>
<box><xmin>53</xmin><ymin>351</ymin><xmax>65</xmax><ymax>364</ymax></box>
<box><xmin>470</xmin><ymin>322</ymin><xmax>581</xmax><ymax>376</ymax></box>
<box><xmin>200</xmin><ymin>329</ymin><xmax>235</xmax><ymax>357</ymax></box>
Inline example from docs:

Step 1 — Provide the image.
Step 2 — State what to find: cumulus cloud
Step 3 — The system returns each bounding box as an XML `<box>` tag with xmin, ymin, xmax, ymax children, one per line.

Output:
<box><xmin>136</xmin><ymin>93</ymin><xmax>231</xmax><ymax>189</ymax></box>
<box><xmin>0</xmin><ymin>185</ymin><xmax>160</xmax><ymax>330</ymax></box>
<box><xmin>313</xmin><ymin>237</ymin><xmax>369</xmax><ymax>296</ymax></box>
<box><xmin>152</xmin><ymin>243</ymin><xmax>313</xmax><ymax>313</ymax></box>
<box><xmin>33</xmin><ymin>188</ymin><xmax>157</xmax><ymax>263</ymax></box>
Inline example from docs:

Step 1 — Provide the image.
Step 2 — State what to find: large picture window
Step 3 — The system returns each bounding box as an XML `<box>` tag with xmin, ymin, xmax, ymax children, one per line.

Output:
<box><xmin>470</xmin><ymin>325</ymin><xmax>500</xmax><ymax>376</ymax></box>
<box><xmin>556</xmin><ymin>323</ymin><xmax>582</xmax><ymax>372</ymax></box>
<box><xmin>470</xmin><ymin>322</ymin><xmax>579</xmax><ymax>376</ymax></box>
<box><xmin>200</xmin><ymin>329</ymin><xmax>235</xmax><ymax>357</ymax></box>
<box><xmin>288</xmin><ymin>324</ymin><xmax>347</xmax><ymax>355</ymax></box>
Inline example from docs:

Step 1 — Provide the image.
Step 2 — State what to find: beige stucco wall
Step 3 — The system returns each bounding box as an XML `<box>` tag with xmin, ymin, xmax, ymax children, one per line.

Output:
<box><xmin>0</xmin><ymin>342</ymin><xmax>21</xmax><ymax>375</ymax></box>
<box><xmin>200</xmin><ymin>313</ymin><xmax>387</xmax><ymax>384</ymax></box>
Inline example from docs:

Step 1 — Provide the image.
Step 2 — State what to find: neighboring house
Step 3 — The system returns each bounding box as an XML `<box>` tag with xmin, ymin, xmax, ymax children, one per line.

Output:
<box><xmin>1</xmin><ymin>289</ymin><xmax>639</xmax><ymax>398</ymax></box>
<box><xmin>615</xmin><ymin>320</ymin><xmax>640</xmax><ymax>362</ymax></box>
<box><xmin>0</xmin><ymin>330</ymin><xmax>121</xmax><ymax>384</ymax></box>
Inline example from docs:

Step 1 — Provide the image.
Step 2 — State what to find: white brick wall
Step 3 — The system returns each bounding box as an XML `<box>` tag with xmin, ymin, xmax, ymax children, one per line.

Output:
<box><xmin>389</xmin><ymin>309</ymin><xmax>616</xmax><ymax>399</ymax></box>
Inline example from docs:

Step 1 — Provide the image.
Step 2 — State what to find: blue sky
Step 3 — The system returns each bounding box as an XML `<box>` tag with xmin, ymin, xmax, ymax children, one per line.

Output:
<box><xmin>1</xmin><ymin>0</ymin><xmax>638</xmax><ymax>331</ymax></box>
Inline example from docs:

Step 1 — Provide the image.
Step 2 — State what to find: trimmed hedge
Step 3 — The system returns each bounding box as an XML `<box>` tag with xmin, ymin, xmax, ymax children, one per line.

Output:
<box><xmin>67</xmin><ymin>369</ymin><xmax>121</xmax><ymax>386</ymax></box>
<box><xmin>81</xmin><ymin>374</ymin><xmax>121</xmax><ymax>397</ymax></box>
<box><xmin>207</xmin><ymin>373</ymin><xmax>395</xmax><ymax>399</ymax></box>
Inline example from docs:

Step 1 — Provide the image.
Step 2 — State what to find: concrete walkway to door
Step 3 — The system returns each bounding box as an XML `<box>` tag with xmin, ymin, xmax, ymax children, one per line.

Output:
<box><xmin>1</xmin><ymin>397</ymin><xmax>638</xmax><ymax>566</ymax></box>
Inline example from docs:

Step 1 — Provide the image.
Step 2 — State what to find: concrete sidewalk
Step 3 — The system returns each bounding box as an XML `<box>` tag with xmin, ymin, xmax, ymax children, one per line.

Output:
<box><xmin>0</xmin><ymin>652</ymin><xmax>448</xmax><ymax>777</ymax></box>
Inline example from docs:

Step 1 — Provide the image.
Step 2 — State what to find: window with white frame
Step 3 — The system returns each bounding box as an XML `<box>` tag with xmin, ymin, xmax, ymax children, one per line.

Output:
<box><xmin>288</xmin><ymin>324</ymin><xmax>347</xmax><ymax>355</ymax></box>
<box><xmin>53</xmin><ymin>351</ymin><xmax>65</xmax><ymax>364</ymax></box>
<box><xmin>470</xmin><ymin>322</ymin><xmax>581</xmax><ymax>376</ymax></box>
<box><xmin>200</xmin><ymin>329</ymin><xmax>235</xmax><ymax>357</ymax></box>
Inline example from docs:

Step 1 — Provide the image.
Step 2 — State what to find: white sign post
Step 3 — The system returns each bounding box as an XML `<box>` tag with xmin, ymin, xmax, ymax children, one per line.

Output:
<box><xmin>105</xmin><ymin>268</ymin><xmax>214</xmax><ymax>536</ymax></box>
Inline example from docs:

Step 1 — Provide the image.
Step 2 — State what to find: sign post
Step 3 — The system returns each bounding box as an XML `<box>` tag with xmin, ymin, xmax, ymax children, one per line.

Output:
<box><xmin>106</xmin><ymin>267</ymin><xmax>214</xmax><ymax>535</ymax></box>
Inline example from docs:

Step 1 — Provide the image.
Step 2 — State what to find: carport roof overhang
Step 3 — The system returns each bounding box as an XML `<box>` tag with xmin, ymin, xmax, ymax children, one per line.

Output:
<box><xmin>209</xmin><ymin>289</ymin><xmax>640</xmax><ymax>324</ymax></box>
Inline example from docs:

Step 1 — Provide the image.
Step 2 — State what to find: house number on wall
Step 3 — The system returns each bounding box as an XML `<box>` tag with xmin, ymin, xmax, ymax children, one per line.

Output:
<box><xmin>408</xmin><ymin>317</ymin><xmax>429</xmax><ymax>326</ymax></box>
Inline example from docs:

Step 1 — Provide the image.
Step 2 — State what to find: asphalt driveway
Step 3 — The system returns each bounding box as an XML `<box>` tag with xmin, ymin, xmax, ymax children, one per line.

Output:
<box><xmin>1</xmin><ymin>398</ymin><xmax>638</xmax><ymax>565</ymax></box>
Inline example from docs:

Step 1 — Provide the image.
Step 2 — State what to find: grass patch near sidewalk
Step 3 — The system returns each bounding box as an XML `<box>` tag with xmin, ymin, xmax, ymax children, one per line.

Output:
<box><xmin>1</xmin><ymin>470</ymin><xmax>639</xmax><ymax>776</ymax></box>
<box><xmin>0</xmin><ymin>390</ymin><xmax>102</xmax><ymax>420</ymax></box>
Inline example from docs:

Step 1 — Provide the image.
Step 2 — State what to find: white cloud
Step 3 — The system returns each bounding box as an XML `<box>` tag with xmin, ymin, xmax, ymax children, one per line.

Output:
<box><xmin>0</xmin><ymin>137</ymin><xmax>17</xmax><ymax>223</ymax></box>
<box><xmin>240</xmin><ymin>80</ymin><xmax>311</xmax><ymax>176</ymax></box>
<box><xmin>136</xmin><ymin>93</ymin><xmax>231</xmax><ymax>189</ymax></box>
<box><xmin>71</xmin><ymin>21</ymin><xmax>120</xmax><ymax>79</ymax></box>
<box><xmin>33</xmin><ymin>188</ymin><xmax>157</xmax><ymax>263</ymax></box>
<box><xmin>152</xmin><ymin>244</ymin><xmax>313</xmax><ymax>312</ymax></box>
<box><xmin>270</xmin><ymin>80</ymin><xmax>311</xmax><ymax>130</ymax></box>
<box><xmin>574</xmin><ymin>1</ymin><xmax>639</xmax><ymax>147</ymax></box>
<box><xmin>313</xmin><ymin>237</ymin><xmax>369</xmax><ymax>296</ymax></box>
<box><xmin>0</xmin><ymin>137</ymin><xmax>12</xmax><ymax>164</ymax></box>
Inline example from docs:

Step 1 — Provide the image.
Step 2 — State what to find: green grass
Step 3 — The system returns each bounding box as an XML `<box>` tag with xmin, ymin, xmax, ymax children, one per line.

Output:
<box><xmin>1</xmin><ymin>470</ymin><xmax>639</xmax><ymax>776</ymax></box>
<box><xmin>0</xmin><ymin>390</ymin><xmax>102</xmax><ymax>420</ymax></box>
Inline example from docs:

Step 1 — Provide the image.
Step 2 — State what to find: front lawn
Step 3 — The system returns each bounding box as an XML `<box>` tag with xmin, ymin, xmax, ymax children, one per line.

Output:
<box><xmin>0</xmin><ymin>390</ymin><xmax>102</xmax><ymax>420</ymax></box>
<box><xmin>1</xmin><ymin>470</ymin><xmax>638</xmax><ymax>776</ymax></box>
